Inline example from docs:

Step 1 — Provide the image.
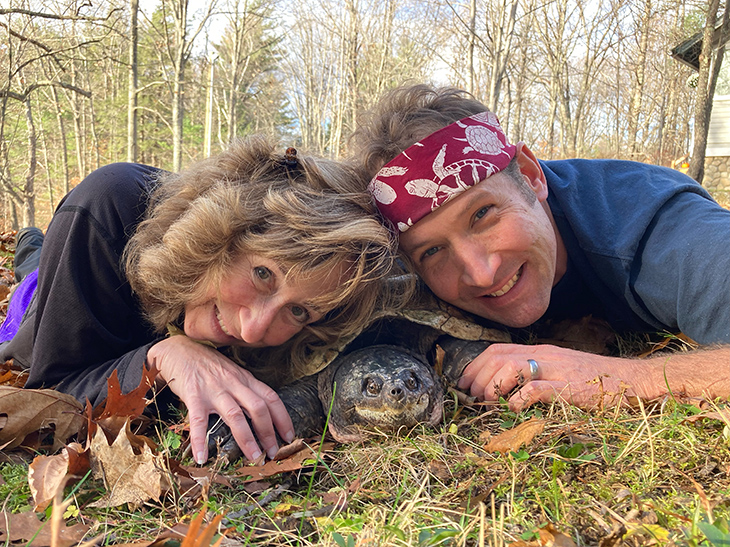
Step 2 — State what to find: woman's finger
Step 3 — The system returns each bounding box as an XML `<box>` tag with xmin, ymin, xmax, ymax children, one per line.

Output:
<box><xmin>244</xmin><ymin>377</ymin><xmax>295</xmax><ymax>444</ymax></box>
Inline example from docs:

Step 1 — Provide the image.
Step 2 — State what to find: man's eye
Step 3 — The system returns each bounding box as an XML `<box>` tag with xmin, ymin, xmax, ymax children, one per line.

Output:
<box><xmin>423</xmin><ymin>246</ymin><xmax>439</xmax><ymax>258</ymax></box>
<box><xmin>475</xmin><ymin>206</ymin><xmax>490</xmax><ymax>220</ymax></box>
<box><xmin>254</xmin><ymin>266</ymin><xmax>272</xmax><ymax>280</ymax></box>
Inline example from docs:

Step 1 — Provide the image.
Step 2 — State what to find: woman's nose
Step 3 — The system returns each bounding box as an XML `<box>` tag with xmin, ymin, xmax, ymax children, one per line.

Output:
<box><xmin>238</xmin><ymin>303</ymin><xmax>278</xmax><ymax>345</ymax></box>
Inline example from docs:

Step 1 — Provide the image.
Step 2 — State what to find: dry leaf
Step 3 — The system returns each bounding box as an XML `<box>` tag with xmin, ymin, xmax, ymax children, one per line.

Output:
<box><xmin>508</xmin><ymin>523</ymin><xmax>577</xmax><ymax>546</ymax></box>
<box><xmin>88</xmin><ymin>419</ymin><xmax>170</xmax><ymax>509</ymax></box>
<box><xmin>179</xmin><ymin>510</ymin><xmax>226</xmax><ymax>547</ymax></box>
<box><xmin>28</xmin><ymin>442</ymin><xmax>90</xmax><ymax>511</ymax></box>
<box><xmin>93</xmin><ymin>367</ymin><xmax>157</xmax><ymax>439</ymax></box>
<box><xmin>99</xmin><ymin>511</ymin><xmax>226</xmax><ymax>547</ymax></box>
<box><xmin>0</xmin><ymin>359</ymin><xmax>28</xmax><ymax>387</ymax></box>
<box><xmin>0</xmin><ymin>510</ymin><xmax>90</xmax><ymax>547</ymax></box>
<box><xmin>235</xmin><ymin>442</ymin><xmax>334</xmax><ymax>482</ymax></box>
<box><xmin>484</xmin><ymin>418</ymin><xmax>546</xmax><ymax>454</ymax></box>
<box><xmin>0</xmin><ymin>386</ymin><xmax>84</xmax><ymax>451</ymax></box>
<box><xmin>683</xmin><ymin>408</ymin><xmax>730</xmax><ymax>424</ymax></box>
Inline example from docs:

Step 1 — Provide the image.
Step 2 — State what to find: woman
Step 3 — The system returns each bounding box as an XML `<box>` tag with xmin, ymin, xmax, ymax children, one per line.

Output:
<box><xmin>0</xmin><ymin>136</ymin><xmax>398</xmax><ymax>464</ymax></box>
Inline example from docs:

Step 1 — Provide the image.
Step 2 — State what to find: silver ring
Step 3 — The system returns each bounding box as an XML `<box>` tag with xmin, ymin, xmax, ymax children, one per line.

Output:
<box><xmin>527</xmin><ymin>359</ymin><xmax>539</xmax><ymax>380</ymax></box>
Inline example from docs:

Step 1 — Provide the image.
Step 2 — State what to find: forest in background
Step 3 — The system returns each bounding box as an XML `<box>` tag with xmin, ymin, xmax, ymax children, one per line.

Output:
<box><xmin>0</xmin><ymin>0</ymin><xmax>726</xmax><ymax>230</ymax></box>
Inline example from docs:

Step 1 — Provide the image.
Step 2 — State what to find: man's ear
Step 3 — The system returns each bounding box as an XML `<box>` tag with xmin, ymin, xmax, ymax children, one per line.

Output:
<box><xmin>515</xmin><ymin>142</ymin><xmax>548</xmax><ymax>201</ymax></box>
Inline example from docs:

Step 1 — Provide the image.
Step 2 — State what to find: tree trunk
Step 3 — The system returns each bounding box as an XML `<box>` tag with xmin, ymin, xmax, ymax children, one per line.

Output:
<box><xmin>688</xmin><ymin>0</ymin><xmax>727</xmax><ymax>183</ymax></box>
<box><xmin>468</xmin><ymin>0</ymin><xmax>476</xmax><ymax>95</ymax></box>
<box><xmin>627</xmin><ymin>0</ymin><xmax>651</xmax><ymax>158</ymax></box>
<box><xmin>171</xmin><ymin>0</ymin><xmax>190</xmax><ymax>171</ymax></box>
<box><xmin>204</xmin><ymin>57</ymin><xmax>215</xmax><ymax>157</ymax></box>
<box><xmin>23</xmin><ymin>94</ymin><xmax>36</xmax><ymax>227</ymax></box>
<box><xmin>127</xmin><ymin>0</ymin><xmax>138</xmax><ymax>163</ymax></box>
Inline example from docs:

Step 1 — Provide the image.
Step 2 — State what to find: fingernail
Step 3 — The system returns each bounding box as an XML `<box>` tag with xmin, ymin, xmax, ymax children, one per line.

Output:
<box><xmin>284</xmin><ymin>430</ymin><xmax>295</xmax><ymax>443</ymax></box>
<box><xmin>195</xmin><ymin>452</ymin><xmax>205</xmax><ymax>465</ymax></box>
<box><xmin>251</xmin><ymin>449</ymin><xmax>262</xmax><ymax>461</ymax></box>
<box><xmin>267</xmin><ymin>447</ymin><xmax>278</xmax><ymax>460</ymax></box>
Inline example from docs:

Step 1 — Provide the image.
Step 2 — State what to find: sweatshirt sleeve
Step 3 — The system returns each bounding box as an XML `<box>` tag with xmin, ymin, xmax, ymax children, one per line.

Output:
<box><xmin>631</xmin><ymin>191</ymin><xmax>730</xmax><ymax>346</ymax></box>
<box><xmin>23</xmin><ymin>163</ymin><xmax>163</xmax><ymax>406</ymax></box>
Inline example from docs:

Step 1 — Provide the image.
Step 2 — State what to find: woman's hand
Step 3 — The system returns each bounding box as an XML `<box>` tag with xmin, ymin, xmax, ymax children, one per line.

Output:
<box><xmin>457</xmin><ymin>343</ymin><xmax>654</xmax><ymax>411</ymax></box>
<box><xmin>146</xmin><ymin>335</ymin><xmax>295</xmax><ymax>464</ymax></box>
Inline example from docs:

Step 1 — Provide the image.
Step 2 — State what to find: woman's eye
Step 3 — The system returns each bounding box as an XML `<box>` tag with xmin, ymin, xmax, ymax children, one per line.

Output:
<box><xmin>290</xmin><ymin>305</ymin><xmax>310</xmax><ymax>322</ymax></box>
<box><xmin>254</xmin><ymin>266</ymin><xmax>272</xmax><ymax>281</ymax></box>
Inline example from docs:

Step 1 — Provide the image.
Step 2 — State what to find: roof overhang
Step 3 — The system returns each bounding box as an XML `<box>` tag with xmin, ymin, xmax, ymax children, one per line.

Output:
<box><xmin>671</xmin><ymin>21</ymin><xmax>730</xmax><ymax>71</ymax></box>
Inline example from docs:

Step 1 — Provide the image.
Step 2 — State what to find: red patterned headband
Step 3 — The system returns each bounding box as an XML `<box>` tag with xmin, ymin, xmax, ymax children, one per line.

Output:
<box><xmin>368</xmin><ymin>112</ymin><xmax>516</xmax><ymax>232</ymax></box>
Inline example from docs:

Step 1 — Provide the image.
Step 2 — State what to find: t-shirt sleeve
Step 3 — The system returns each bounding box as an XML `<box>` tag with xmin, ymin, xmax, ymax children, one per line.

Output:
<box><xmin>630</xmin><ymin>191</ymin><xmax>730</xmax><ymax>345</ymax></box>
<box><xmin>23</xmin><ymin>163</ymin><xmax>163</xmax><ymax>406</ymax></box>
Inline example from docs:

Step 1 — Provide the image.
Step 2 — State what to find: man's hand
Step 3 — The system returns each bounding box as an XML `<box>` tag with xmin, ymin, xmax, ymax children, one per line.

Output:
<box><xmin>458</xmin><ymin>343</ymin><xmax>730</xmax><ymax>411</ymax></box>
<box><xmin>146</xmin><ymin>335</ymin><xmax>295</xmax><ymax>464</ymax></box>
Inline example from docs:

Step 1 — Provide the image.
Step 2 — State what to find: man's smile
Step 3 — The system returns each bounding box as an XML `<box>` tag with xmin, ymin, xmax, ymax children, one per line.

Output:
<box><xmin>487</xmin><ymin>266</ymin><xmax>523</xmax><ymax>297</ymax></box>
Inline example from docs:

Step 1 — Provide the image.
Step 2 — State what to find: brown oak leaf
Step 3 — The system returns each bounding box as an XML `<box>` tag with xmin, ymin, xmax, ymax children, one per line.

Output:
<box><xmin>0</xmin><ymin>386</ymin><xmax>84</xmax><ymax>451</ymax></box>
<box><xmin>28</xmin><ymin>442</ymin><xmax>90</xmax><ymax>512</ymax></box>
<box><xmin>235</xmin><ymin>442</ymin><xmax>334</xmax><ymax>482</ymax></box>
<box><xmin>484</xmin><ymin>418</ymin><xmax>546</xmax><ymax>454</ymax></box>
<box><xmin>88</xmin><ymin>419</ymin><xmax>170</xmax><ymax>509</ymax></box>
<box><xmin>0</xmin><ymin>509</ymin><xmax>90</xmax><ymax>547</ymax></box>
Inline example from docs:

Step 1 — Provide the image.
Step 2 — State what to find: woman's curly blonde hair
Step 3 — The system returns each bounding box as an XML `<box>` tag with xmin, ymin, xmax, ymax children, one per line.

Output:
<box><xmin>124</xmin><ymin>136</ymin><xmax>405</xmax><ymax>385</ymax></box>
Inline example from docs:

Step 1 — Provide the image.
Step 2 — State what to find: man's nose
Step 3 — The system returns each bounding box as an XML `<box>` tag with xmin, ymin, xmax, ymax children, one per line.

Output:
<box><xmin>456</xmin><ymin>240</ymin><xmax>498</xmax><ymax>288</ymax></box>
<box><xmin>238</xmin><ymin>303</ymin><xmax>278</xmax><ymax>345</ymax></box>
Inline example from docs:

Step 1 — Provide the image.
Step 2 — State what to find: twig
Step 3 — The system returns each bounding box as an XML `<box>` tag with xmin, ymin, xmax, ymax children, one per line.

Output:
<box><xmin>222</xmin><ymin>480</ymin><xmax>292</xmax><ymax>524</ymax></box>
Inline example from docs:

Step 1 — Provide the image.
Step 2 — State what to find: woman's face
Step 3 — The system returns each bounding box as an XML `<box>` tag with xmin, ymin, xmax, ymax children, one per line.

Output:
<box><xmin>183</xmin><ymin>254</ymin><xmax>347</xmax><ymax>348</ymax></box>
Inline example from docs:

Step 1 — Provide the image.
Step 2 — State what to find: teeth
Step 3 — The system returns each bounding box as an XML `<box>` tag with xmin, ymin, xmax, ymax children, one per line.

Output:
<box><xmin>215</xmin><ymin>307</ymin><xmax>231</xmax><ymax>336</ymax></box>
<box><xmin>488</xmin><ymin>269</ymin><xmax>521</xmax><ymax>297</ymax></box>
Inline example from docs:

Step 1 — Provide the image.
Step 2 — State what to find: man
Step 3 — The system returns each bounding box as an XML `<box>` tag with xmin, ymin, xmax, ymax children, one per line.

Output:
<box><xmin>351</xmin><ymin>84</ymin><xmax>729</xmax><ymax>411</ymax></box>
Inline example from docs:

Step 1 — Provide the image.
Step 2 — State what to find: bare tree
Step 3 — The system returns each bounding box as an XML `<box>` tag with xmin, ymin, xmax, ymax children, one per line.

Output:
<box><xmin>0</xmin><ymin>5</ymin><xmax>99</xmax><ymax>227</ymax></box>
<box><xmin>128</xmin><ymin>0</ymin><xmax>139</xmax><ymax>163</ymax></box>
<box><xmin>215</xmin><ymin>0</ymin><xmax>279</xmax><ymax>146</ymax></box>
<box><xmin>688</xmin><ymin>0</ymin><xmax>729</xmax><ymax>183</ymax></box>
<box><xmin>146</xmin><ymin>0</ymin><xmax>216</xmax><ymax>170</ymax></box>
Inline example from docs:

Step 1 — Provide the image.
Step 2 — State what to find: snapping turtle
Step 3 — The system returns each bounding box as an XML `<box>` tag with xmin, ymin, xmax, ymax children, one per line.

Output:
<box><xmin>208</xmin><ymin>286</ymin><xmax>511</xmax><ymax>457</ymax></box>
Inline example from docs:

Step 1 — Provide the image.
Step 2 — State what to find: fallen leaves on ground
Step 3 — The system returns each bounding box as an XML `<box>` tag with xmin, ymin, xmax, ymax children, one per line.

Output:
<box><xmin>28</xmin><ymin>442</ymin><xmax>89</xmax><ymax>511</ymax></box>
<box><xmin>88</xmin><ymin>419</ymin><xmax>171</xmax><ymax>509</ymax></box>
<box><xmin>0</xmin><ymin>387</ymin><xmax>84</xmax><ymax>451</ymax></box>
<box><xmin>234</xmin><ymin>441</ymin><xmax>335</xmax><ymax>482</ymax></box>
<box><xmin>27</xmin><ymin>368</ymin><xmax>160</xmax><ymax>510</ymax></box>
<box><xmin>508</xmin><ymin>523</ymin><xmax>577</xmax><ymax>546</ymax></box>
<box><xmin>484</xmin><ymin>418</ymin><xmax>546</xmax><ymax>454</ymax></box>
<box><xmin>0</xmin><ymin>509</ymin><xmax>90</xmax><ymax>547</ymax></box>
<box><xmin>91</xmin><ymin>367</ymin><xmax>157</xmax><ymax>438</ymax></box>
<box><xmin>682</xmin><ymin>407</ymin><xmax>730</xmax><ymax>425</ymax></box>
<box><xmin>0</xmin><ymin>359</ymin><xmax>29</xmax><ymax>388</ymax></box>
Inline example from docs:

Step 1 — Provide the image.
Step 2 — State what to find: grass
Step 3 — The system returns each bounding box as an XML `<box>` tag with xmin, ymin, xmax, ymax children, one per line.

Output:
<box><xmin>0</xmin><ymin>224</ymin><xmax>728</xmax><ymax>545</ymax></box>
<box><xmin>1</xmin><ymin>392</ymin><xmax>728</xmax><ymax>546</ymax></box>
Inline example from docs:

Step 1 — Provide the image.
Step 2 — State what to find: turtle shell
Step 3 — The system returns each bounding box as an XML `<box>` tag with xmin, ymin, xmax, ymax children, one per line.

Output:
<box><xmin>298</xmin><ymin>283</ymin><xmax>511</xmax><ymax>379</ymax></box>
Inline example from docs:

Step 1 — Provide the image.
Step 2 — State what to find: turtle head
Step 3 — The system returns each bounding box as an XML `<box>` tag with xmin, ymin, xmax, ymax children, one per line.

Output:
<box><xmin>318</xmin><ymin>345</ymin><xmax>442</xmax><ymax>442</ymax></box>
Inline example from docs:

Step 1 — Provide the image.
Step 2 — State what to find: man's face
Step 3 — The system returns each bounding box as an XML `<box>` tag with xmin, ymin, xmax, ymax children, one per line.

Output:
<box><xmin>399</xmin><ymin>154</ymin><xmax>565</xmax><ymax>328</ymax></box>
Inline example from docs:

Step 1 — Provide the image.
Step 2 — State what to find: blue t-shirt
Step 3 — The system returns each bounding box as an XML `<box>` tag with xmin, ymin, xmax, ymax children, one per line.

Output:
<box><xmin>540</xmin><ymin>159</ymin><xmax>730</xmax><ymax>345</ymax></box>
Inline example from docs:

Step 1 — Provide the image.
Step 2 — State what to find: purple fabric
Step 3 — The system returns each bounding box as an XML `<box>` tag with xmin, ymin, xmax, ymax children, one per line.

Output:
<box><xmin>0</xmin><ymin>269</ymin><xmax>38</xmax><ymax>342</ymax></box>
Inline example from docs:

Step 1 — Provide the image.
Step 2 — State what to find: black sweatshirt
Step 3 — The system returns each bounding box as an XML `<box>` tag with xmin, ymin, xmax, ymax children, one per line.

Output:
<box><xmin>1</xmin><ymin>163</ymin><xmax>163</xmax><ymax>406</ymax></box>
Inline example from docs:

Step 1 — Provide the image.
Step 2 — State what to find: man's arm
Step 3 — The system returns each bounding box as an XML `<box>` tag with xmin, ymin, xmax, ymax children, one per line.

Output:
<box><xmin>458</xmin><ymin>343</ymin><xmax>730</xmax><ymax>411</ymax></box>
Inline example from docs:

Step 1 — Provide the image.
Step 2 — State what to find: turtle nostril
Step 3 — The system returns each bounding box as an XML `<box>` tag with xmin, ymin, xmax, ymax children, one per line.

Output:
<box><xmin>390</xmin><ymin>386</ymin><xmax>405</xmax><ymax>401</ymax></box>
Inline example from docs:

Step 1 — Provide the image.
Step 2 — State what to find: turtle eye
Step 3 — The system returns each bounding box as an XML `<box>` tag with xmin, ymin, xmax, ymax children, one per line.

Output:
<box><xmin>405</xmin><ymin>374</ymin><xmax>419</xmax><ymax>391</ymax></box>
<box><xmin>364</xmin><ymin>378</ymin><xmax>381</xmax><ymax>396</ymax></box>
